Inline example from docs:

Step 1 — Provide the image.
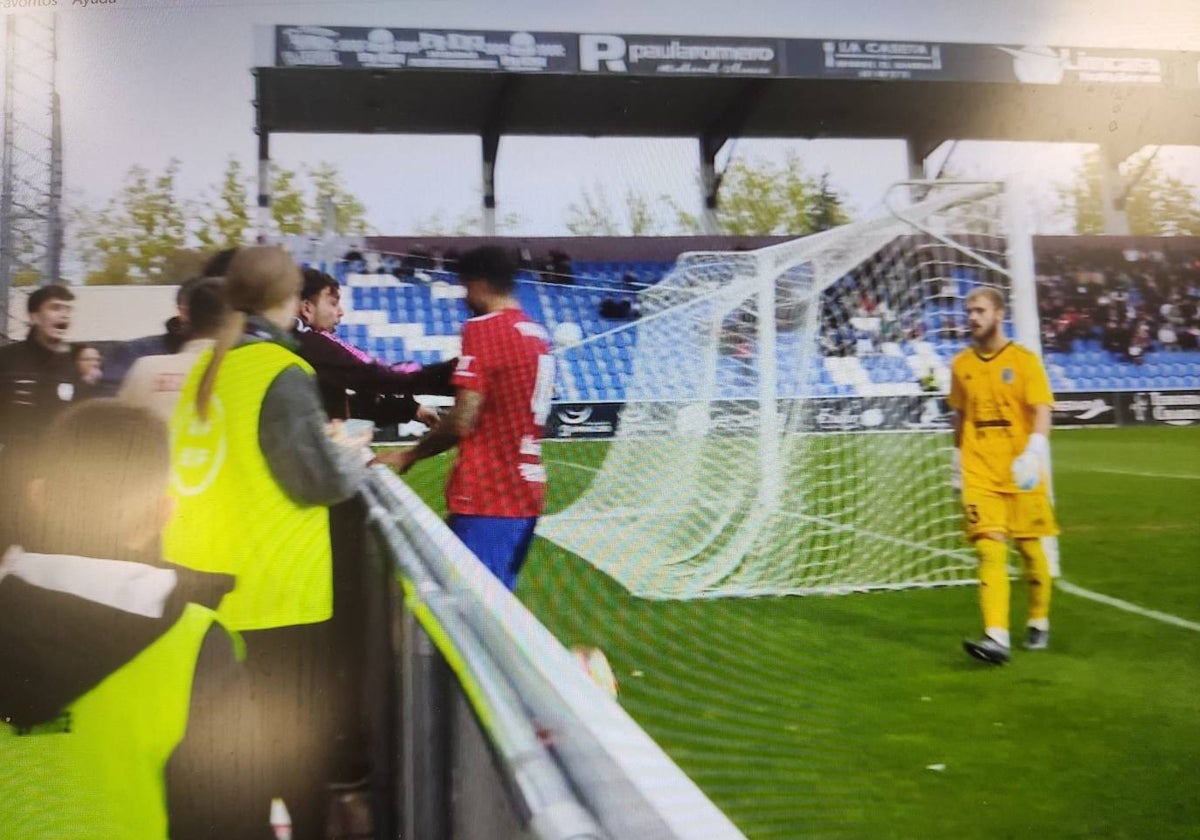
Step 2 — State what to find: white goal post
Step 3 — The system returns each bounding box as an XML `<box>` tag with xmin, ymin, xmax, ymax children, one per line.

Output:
<box><xmin>538</xmin><ymin>181</ymin><xmax>1056</xmax><ymax>599</ymax></box>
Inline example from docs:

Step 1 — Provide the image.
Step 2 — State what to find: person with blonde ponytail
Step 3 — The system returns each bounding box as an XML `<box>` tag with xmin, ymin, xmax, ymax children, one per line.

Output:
<box><xmin>161</xmin><ymin>246</ymin><xmax>370</xmax><ymax>840</ymax></box>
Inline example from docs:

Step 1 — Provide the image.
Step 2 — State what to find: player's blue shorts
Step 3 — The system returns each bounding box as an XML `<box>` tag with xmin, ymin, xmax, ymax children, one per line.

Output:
<box><xmin>447</xmin><ymin>514</ymin><xmax>538</xmax><ymax>591</ymax></box>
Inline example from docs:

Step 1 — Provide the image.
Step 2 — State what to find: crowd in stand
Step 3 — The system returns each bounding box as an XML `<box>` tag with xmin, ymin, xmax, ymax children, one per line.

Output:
<box><xmin>347</xmin><ymin>243</ymin><xmax>577</xmax><ymax>285</ymax></box>
<box><xmin>1036</xmin><ymin>246</ymin><xmax>1200</xmax><ymax>362</ymax></box>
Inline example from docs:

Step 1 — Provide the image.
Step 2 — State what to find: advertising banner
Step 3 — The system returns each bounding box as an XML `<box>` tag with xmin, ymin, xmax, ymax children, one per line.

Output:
<box><xmin>272</xmin><ymin>27</ymin><xmax>1197</xmax><ymax>89</ymax></box>
<box><xmin>275</xmin><ymin>26</ymin><xmax>575</xmax><ymax>72</ymax></box>
<box><xmin>1123</xmin><ymin>390</ymin><xmax>1200</xmax><ymax>427</ymax></box>
<box><xmin>546</xmin><ymin>395</ymin><xmax>954</xmax><ymax>440</ymax></box>
<box><xmin>573</xmin><ymin>33</ymin><xmax>780</xmax><ymax>76</ymax></box>
<box><xmin>787</xmin><ymin>38</ymin><xmax>953</xmax><ymax>81</ymax></box>
<box><xmin>1051</xmin><ymin>393</ymin><xmax>1120</xmax><ymax>427</ymax></box>
<box><xmin>544</xmin><ymin>391</ymin><xmax>1199</xmax><ymax>441</ymax></box>
<box><xmin>546</xmin><ymin>403</ymin><xmax>624</xmax><ymax>440</ymax></box>
<box><xmin>784</xmin><ymin>39</ymin><xmax>1179</xmax><ymax>85</ymax></box>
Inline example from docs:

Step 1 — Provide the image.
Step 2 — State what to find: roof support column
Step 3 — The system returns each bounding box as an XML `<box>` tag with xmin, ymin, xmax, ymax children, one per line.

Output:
<box><xmin>905</xmin><ymin>136</ymin><xmax>944</xmax><ymax>181</ymax></box>
<box><xmin>256</xmin><ymin>128</ymin><xmax>272</xmax><ymax>244</ymax></box>
<box><xmin>481</xmin><ymin>129</ymin><xmax>499</xmax><ymax>237</ymax></box>
<box><xmin>699</xmin><ymin>133</ymin><xmax>726</xmax><ymax>235</ymax></box>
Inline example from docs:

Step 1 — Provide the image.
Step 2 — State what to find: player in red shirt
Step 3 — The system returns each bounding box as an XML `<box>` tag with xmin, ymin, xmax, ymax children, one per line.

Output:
<box><xmin>380</xmin><ymin>246</ymin><xmax>553</xmax><ymax>590</ymax></box>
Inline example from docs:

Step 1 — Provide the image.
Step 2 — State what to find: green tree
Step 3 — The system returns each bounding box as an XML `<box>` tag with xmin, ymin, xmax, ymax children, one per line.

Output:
<box><xmin>308</xmin><ymin>161</ymin><xmax>371</xmax><ymax>236</ymax></box>
<box><xmin>565</xmin><ymin>184</ymin><xmax>668</xmax><ymax>236</ymax></box>
<box><xmin>196</xmin><ymin>158</ymin><xmax>251</xmax><ymax>249</ymax></box>
<box><xmin>270</xmin><ymin>165</ymin><xmax>308</xmax><ymax>236</ymax></box>
<box><xmin>82</xmin><ymin>160</ymin><xmax>190</xmax><ymax>284</ymax></box>
<box><xmin>807</xmin><ymin>171</ymin><xmax>852</xmax><ymax>232</ymax></box>
<box><xmin>413</xmin><ymin>208</ymin><xmax>526</xmax><ymax>236</ymax></box>
<box><xmin>1059</xmin><ymin>148</ymin><xmax>1200</xmax><ymax>235</ymax></box>
<box><xmin>712</xmin><ymin>155</ymin><xmax>851</xmax><ymax>236</ymax></box>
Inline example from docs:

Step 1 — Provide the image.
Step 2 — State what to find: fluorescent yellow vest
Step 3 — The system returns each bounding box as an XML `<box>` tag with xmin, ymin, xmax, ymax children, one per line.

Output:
<box><xmin>164</xmin><ymin>342</ymin><xmax>333</xmax><ymax>630</ymax></box>
<box><xmin>0</xmin><ymin>604</ymin><xmax>217</xmax><ymax>840</ymax></box>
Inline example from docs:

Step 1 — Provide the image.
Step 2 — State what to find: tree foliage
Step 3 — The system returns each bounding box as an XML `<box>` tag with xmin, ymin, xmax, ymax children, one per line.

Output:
<box><xmin>713</xmin><ymin>155</ymin><xmax>850</xmax><ymax>236</ymax></box>
<box><xmin>270</xmin><ymin>165</ymin><xmax>308</xmax><ymax>236</ymax></box>
<box><xmin>308</xmin><ymin>162</ymin><xmax>371</xmax><ymax>236</ymax></box>
<box><xmin>565</xmin><ymin>184</ymin><xmax>668</xmax><ymax>236</ymax></box>
<box><xmin>74</xmin><ymin>158</ymin><xmax>373</xmax><ymax>284</ymax></box>
<box><xmin>412</xmin><ymin>208</ymin><xmax>526</xmax><ymax>236</ymax></box>
<box><xmin>1059</xmin><ymin>148</ymin><xmax>1200</xmax><ymax>236</ymax></box>
<box><xmin>567</xmin><ymin>157</ymin><xmax>852</xmax><ymax>237</ymax></box>
<box><xmin>196</xmin><ymin>158</ymin><xmax>251</xmax><ymax>250</ymax></box>
<box><xmin>81</xmin><ymin>160</ymin><xmax>191</xmax><ymax>284</ymax></box>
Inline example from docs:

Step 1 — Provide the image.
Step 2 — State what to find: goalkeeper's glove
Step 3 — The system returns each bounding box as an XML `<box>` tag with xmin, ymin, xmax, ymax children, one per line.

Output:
<box><xmin>1012</xmin><ymin>433</ymin><xmax>1049</xmax><ymax>491</ymax></box>
<box><xmin>951</xmin><ymin>448</ymin><xmax>962</xmax><ymax>491</ymax></box>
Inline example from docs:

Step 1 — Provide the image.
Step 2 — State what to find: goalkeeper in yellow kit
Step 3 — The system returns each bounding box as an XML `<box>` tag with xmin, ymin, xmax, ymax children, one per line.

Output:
<box><xmin>948</xmin><ymin>287</ymin><xmax>1058</xmax><ymax>664</ymax></box>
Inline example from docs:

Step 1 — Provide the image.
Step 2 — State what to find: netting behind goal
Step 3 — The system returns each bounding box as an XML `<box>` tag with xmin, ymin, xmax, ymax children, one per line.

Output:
<box><xmin>537</xmin><ymin>182</ymin><xmax>1023</xmax><ymax>599</ymax></box>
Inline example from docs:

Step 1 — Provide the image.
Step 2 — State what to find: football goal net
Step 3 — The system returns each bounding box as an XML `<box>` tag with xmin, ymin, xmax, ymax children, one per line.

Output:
<box><xmin>537</xmin><ymin>180</ymin><xmax>1045</xmax><ymax>599</ymax></box>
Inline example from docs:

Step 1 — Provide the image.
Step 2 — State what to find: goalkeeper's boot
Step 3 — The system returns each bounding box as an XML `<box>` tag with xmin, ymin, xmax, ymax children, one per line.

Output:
<box><xmin>1023</xmin><ymin>627</ymin><xmax>1050</xmax><ymax>651</ymax></box>
<box><xmin>963</xmin><ymin>636</ymin><xmax>1010</xmax><ymax>665</ymax></box>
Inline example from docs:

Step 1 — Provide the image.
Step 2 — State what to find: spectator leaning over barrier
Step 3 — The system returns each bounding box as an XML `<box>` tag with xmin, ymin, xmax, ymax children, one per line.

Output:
<box><xmin>118</xmin><ymin>277</ymin><xmax>229</xmax><ymax>422</ymax></box>
<box><xmin>293</xmin><ymin>267</ymin><xmax>455</xmax><ymax>426</ymax></box>
<box><xmin>0</xmin><ymin>399</ymin><xmax>238</xmax><ymax>840</ymax></box>
<box><xmin>162</xmin><ymin>246</ymin><xmax>371</xmax><ymax>840</ymax></box>
<box><xmin>292</xmin><ymin>266</ymin><xmax>457</xmax><ymax>802</ymax></box>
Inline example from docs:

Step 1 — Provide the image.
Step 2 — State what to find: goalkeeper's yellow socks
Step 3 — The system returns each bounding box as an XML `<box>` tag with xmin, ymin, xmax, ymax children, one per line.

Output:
<box><xmin>976</xmin><ymin>537</ymin><xmax>1011</xmax><ymax>646</ymax></box>
<box><xmin>1017</xmin><ymin>537</ymin><xmax>1053</xmax><ymax>628</ymax></box>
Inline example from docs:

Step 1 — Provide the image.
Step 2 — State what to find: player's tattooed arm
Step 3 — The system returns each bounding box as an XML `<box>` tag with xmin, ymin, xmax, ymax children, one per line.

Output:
<box><xmin>376</xmin><ymin>388</ymin><xmax>484</xmax><ymax>474</ymax></box>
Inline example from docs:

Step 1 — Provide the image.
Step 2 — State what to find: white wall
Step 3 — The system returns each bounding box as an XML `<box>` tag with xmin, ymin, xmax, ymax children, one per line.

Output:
<box><xmin>6</xmin><ymin>285</ymin><xmax>178</xmax><ymax>344</ymax></box>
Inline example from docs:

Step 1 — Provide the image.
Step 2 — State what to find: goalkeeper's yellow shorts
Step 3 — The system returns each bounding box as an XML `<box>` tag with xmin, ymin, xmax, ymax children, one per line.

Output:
<box><xmin>961</xmin><ymin>485</ymin><xmax>1059</xmax><ymax>540</ymax></box>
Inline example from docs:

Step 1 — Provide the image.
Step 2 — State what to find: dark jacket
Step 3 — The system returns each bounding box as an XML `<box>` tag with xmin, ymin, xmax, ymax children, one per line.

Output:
<box><xmin>292</xmin><ymin>319</ymin><xmax>457</xmax><ymax>423</ymax></box>
<box><xmin>102</xmin><ymin>316</ymin><xmax>188</xmax><ymax>392</ymax></box>
<box><xmin>0</xmin><ymin>547</ymin><xmax>236</xmax><ymax>728</ymax></box>
<box><xmin>0</xmin><ymin>333</ymin><xmax>78</xmax><ymax>452</ymax></box>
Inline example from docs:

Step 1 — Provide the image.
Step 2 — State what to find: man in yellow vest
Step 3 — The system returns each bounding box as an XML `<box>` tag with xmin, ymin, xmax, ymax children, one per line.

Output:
<box><xmin>162</xmin><ymin>247</ymin><xmax>369</xmax><ymax>840</ymax></box>
<box><xmin>0</xmin><ymin>400</ymin><xmax>237</xmax><ymax>840</ymax></box>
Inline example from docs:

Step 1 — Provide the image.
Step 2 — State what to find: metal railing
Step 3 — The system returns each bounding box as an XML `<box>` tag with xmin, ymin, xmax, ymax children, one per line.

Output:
<box><xmin>361</xmin><ymin>465</ymin><xmax>747</xmax><ymax>840</ymax></box>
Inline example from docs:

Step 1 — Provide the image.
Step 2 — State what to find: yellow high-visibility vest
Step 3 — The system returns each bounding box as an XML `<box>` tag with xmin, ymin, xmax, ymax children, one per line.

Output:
<box><xmin>0</xmin><ymin>604</ymin><xmax>218</xmax><ymax>840</ymax></box>
<box><xmin>164</xmin><ymin>342</ymin><xmax>333</xmax><ymax>630</ymax></box>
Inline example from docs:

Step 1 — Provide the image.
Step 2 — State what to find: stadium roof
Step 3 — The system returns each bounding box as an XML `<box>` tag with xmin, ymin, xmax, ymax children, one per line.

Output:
<box><xmin>251</xmin><ymin>27</ymin><xmax>1199</xmax><ymax>236</ymax></box>
<box><xmin>256</xmin><ymin>67</ymin><xmax>1199</xmax><ymax>154</ymax></box>
<box><xmin>255</xmin><ymin>27</ymin><xmax>1200</xmax><ymax>159</ymax></box>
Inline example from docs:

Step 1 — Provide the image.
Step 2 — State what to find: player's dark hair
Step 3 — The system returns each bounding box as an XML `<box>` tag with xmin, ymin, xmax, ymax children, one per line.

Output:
<box><xmin>186</xmin><ymin>277</ymin><xmax>230</xmax><ymax>337</ymax></box>
<box><xmin>301</xmin><ymin>267</ymin><xmax>340</xmax><ymax>303</ymax></box>
<box><xmin>26</xmin><ymin>284</ymin><xmax>74</xmax><ymax>314</ymax></box>
<box><xmin>200</xmin><ymin>247</ymin><xmax>240</xmax><ymax>279</ymax></box>
<box><xmin>457</xmin><ymin>245</ymin><xmax>517</xmax><ymax>294</ymax></box>
<box><xmin>23</xmin><ymin>399</ymin><xmax>170</xmax><ymax>563</ymax></box>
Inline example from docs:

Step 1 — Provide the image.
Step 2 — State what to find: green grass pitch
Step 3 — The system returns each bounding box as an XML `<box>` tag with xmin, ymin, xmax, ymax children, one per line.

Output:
<box><xmin>401</xmin><ymin>426</ymin><xmax>1200</xmax><ymax>840</ymax></box>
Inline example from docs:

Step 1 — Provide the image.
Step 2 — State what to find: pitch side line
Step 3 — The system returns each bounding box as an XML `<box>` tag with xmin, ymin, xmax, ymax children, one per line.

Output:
<box><xmin>1069</xmin><ymin>466</ymin><xmax>1200</xmax><ymax>481</ymax></box>
<box><xmin>777</xmin><ymin>509</ymin><xmax>974</xmax><ymax>565</ymax></box>
<box><xmin>543</xmin><ymin>457</ymin><xmax>601</xmax><ymax>473</ymax></box>
<box><xmin>1058</xmin><ymin>579</ymin><xmax>1200</xmax><ymax>633</ymax></box>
